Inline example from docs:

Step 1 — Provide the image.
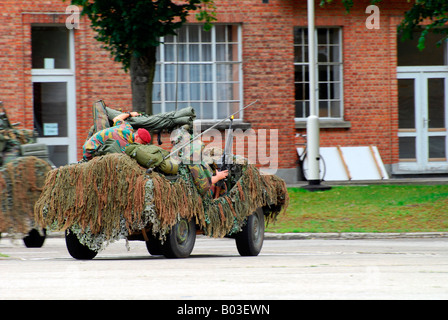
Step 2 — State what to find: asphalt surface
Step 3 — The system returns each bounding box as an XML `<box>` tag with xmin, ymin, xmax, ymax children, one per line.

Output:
<box><xmin>1</xmin><ymin>234</ymin><xmax>447</xmax><ymax>300</ymax></box>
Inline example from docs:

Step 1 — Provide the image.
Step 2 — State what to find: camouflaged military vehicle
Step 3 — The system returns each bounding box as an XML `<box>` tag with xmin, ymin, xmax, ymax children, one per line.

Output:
<box><xmin>0</xmin><ymin>102</ymin><xmax>53</xmax><ymax>247</ymax></box>
<box><xmin>34</xmin><ymin>100</ymin><xmax>289</xmax><ymax>259</ymax></box>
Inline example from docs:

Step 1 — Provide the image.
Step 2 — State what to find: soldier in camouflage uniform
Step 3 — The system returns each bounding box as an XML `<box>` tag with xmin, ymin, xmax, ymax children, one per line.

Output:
<box><xmin>185</xmin><ymin>140</ymin><xmax>228</xmax><ymax>197</ymax></box>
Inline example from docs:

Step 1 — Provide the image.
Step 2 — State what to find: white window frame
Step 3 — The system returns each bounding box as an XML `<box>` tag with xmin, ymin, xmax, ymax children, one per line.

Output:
<box><xmin>294</xmin><ymin>27</ymin><xmax>344</xmax><ymax>121</ymax></box>
<box><xmin>31</xmin><ymin>25</ymin><xmax>77</xmax><ymax>165</ymax></box>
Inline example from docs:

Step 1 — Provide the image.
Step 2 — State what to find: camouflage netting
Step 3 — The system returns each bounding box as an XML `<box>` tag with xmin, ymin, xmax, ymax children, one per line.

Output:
<box><xmin>0</xmin><ymin>156</ymin><xmax>52</xmax><ymax>234</ymax></box>
<box><xmin>34</xmin><ymin>153</ymin><xmax>289</xmax><ymax>251</ymax></box>
<box><xmin>0</xmin><ymin>128</ymin><xmax>35</xmax><ymax>165</ymax></box>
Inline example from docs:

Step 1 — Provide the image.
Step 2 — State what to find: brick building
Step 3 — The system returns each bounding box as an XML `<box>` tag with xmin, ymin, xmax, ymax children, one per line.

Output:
<box><xmin>1</xmin><ymin>0</ymin><xmax>447</xmax><ymax>183</ymax></box>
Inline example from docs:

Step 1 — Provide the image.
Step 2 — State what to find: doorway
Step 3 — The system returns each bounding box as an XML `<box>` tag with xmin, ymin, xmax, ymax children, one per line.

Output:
<box><xmin>397</xmin><ymin>70</ymin><xmax>448</xmax><ymax>173</ymax></box>
<box><xmin>31</xmin><ymin>25</ymin><xmax>77</xmax><ymax>166</ymax></box>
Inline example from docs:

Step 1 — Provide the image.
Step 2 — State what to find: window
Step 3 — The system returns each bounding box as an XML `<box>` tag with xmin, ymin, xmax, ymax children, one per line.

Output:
<box><xmin>153</xmin><ymin>24</ymin><xmax>242</xmax><ymax>120</ymax></box>
<box><xmin>397</xmin><ymin>31</ymin><xmax>448</xmax><ymax>66</ymax></box>
<box><xmin>294</xmin><ymin>27</ymin><xmax>343</xmax><ymax>119</ymax></box>
<box><xmin>32</xmin><ymin>26</ymin><xmax>70</xmax><ymax>69</ymax></box>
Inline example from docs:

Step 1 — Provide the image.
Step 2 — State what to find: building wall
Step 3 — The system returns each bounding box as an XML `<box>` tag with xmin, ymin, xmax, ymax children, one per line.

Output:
<box><xmin>0</xmin><ymin>1</ymin><xmax>131</xmax><ymax>160</ymax></box>
<box><xmin>292</xmin><ymin>0</ymin><xmax>412</xmax><ymax>169</ymax></box>
<box><xmin>0</xmin><ymin>0</ymin><xmax>415</xmax><ymax>181</ymax></box>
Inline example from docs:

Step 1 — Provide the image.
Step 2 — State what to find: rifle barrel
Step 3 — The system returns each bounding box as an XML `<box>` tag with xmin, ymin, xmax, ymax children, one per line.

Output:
<box><xmin>164</xmin><ymin>100</ymin><xmax>258</xmax><ymax>160</ymax></box>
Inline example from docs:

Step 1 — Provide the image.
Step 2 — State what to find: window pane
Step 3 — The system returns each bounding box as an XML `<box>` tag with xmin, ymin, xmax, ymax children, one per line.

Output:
<box><xmin>165</xmin><ymin>44</ymin><xmax>175</xmax><ymax>61</ymax></box>
<box><xmin>330</xmin><ymin>101</ymin><xmax>341</xmax><ymax>117</ymax></box>
<box><xmin>190</xmin><ymin>83</ymin><xmax>200</xmax><ymax>100</ymax></box>
<box><xmin>216</xmin><ymin>44</ymin><xmax>227</xmax><ymax>61</ymax></box>
<box><xmin>318</xmin><ymin>65</ymin><xmax>328</xmax><ymax>81</ymax></box>
<box><xmin>217</xmin><ymin>64</ymin><xmax>238</xmax><ymax>82</ymax></box>
<box><xmin>178</xmin><ymin>65</ymin><xmax>188</xmax><ymax>82</ymax></box>
<box><xmin>216</xmin><ymin>25</ymin><xmax>227</xmax><ymax>42</ymax></box>
<box><xmin>319</xmin><ymin>83</ymin><xmax>328</xmax><ymax>99</ymax></box>
<box><xmin>177</xmin><ymin>27</ymin><xmax>188</xmax><ymax>43</ymax></box>
<box><xmin>165</xmin><ymin>102</ymin><xmax>177</xmax><ymax>112</ymax></box>
<box><xmin>216</xmin><ymin>25</ymin><xmax>237</xmax><ymax>43</ymax></box>
<box><xmin>319</xmin><ymin>101</ymin><xmax>329</xmax><ymax>117</ymax></box>
<box><xmin>165</xmin><ymin>65</ymin><xmax>175</xmax><ymax>82</ymax></box>
<box><xmin>153</xmin><ymin>103</ymin><xmax>161</xmax><ymax>115</ymax></box>
<box><xmin>188</xmin><ymin>25</ymin><xmax>200</xmax><ymax>42</ymax></box>
<box><xmin>178</xmin><ymin>83</ymin><xmax>188</xmax><ymax>101</ymax></box>
<box><xmin>429</xmin><ymin>136</ymin><xmax>446</xmax><ymax>159</ymax></box>
<box><xmin>329</xmin><ymin>65</ymin><xmax>340</xmax><ymax>81</ymax></box>
<box><xmin>295</xmin><ymin>65</ymin><xmax>308</xmax><ymax>82</ymax></box>
<box><xmin>428</xmin><ymin>78</ymin><xmax>445</xmax><ymax>129</ymax></box>
<box><xmin>318</xmin><ymin>46</ymin><xmax>329</xmax><ymax>63</ymax></box>
<box><xmin>330</xmin><ymin>45</ymin><xmax>340</xmax><ymax>62</ymax></box>
<box><xmin>399</xmin><ymin>137</ymin><xmax>416</xmax><ymax>159</ymax></box>
<box><xmin>190</xmin><ymin>64</ymin><xmax>200</xmax><ymax>82</ymax></box>
<box><xmin>295</xmin><ymin>83</ymin><xmax>307</xmax><ymax>101</ymax></box>
<box><xmin>218</xmin><ymin>83</ymin><xmax>233</xmax><ymax>101</ymax></box>
<box><xmin>228</xmin><ymin>25</ymin><xmax>238</xmax><ymax>43</ymax></box>
<box><xmin>201</xmin><ymin>29</ymin><xmax>212</xmax><ymax>43</ymax></box>
<box><xmin>203</xmin><ymin>64</ymin><xmax>213</xmax><ymax>81</ymax></box>
<box><xmin>398</xmin><ymin>79</ymin><xmax>415</xmax><ymax>129</ymax></box>
<box><xmin>165</xmin><ymin>84</ymin><xmax>176</xmax><ymax>101</ymax></box>
<box><xmin>398</xmin><ymin>31</ymin><xmax>447</xmax><ymax>66</ymax></box>
<box><xmin>330</xmin><ymin>82</ymin><xmax>341</xmax><ymax>99</ymax></box>
<box><xmin>293</xmin><ymin>27</ymin><xmax>307</xmax><ymax>45</ymax></box>
<box><xmin>202</xmin><ymin>83</ymin><xmax>213</xmax><ymax>100</ymax></box>
<box><xmin>33</xmin><ymin>82</ymin><xmax>67</xmax><ymax>137</ymax></box>
<box><xmin>32</xmin><ymin>26</ymin><xmax>69</xmax><ymax>69</ymax></box>
<box><xmin>202</xmin><ymin>44</ymin><xmax>212</xmax><ymax>61</ymax></box>
<box><xmin>189</xmin><ymin>44</ymin><xmax>200</xmax><ymax>61</ymax></box>
<box><xmin>294</xmin><ymin>45</ymin><xmax>306</xmax><ymax>63</ymax></box>
<box><xmin>154</xmin><ymin>65</ymin><xmax>161</xmax><ymax>82</ymax></box>
<box><xmin>318</xmin><ymin>29</ymin><xmax>328</xmax><ymax>45</ymax></box>
<box><xmin>153</xmin><ymin>84</ymin><xmax>161</xmax><ymax>101</ymax></box>
<box><xmin>202</xmin><ymin>102</ymin><xmax>213</xmax><ymax>119</ymax></box>
<box><xmin>164</xmin><ymin>34</ymin><xmax>175</xmax><ymax>43</ymax></box>
<box><xmin>178</xmin><ymin>44</ymin><xmax>187</xmax><ymax>61</ymax></box>
<box><xmin>218</xmin><ymin>102</ymin><xmax>229</xmax><ymax>118</ymax></box>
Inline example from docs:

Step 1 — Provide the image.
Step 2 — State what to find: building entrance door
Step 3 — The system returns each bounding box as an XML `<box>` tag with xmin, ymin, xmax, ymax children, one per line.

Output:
<box><xmin>397</xmin><ymin>70</ymin><xmax>448</xmax><ymax>173</ymax></box>
<box><xmin>31</xmin><ymin>25</ymin><xmax>77</xmax><ymax>166</ymax></box>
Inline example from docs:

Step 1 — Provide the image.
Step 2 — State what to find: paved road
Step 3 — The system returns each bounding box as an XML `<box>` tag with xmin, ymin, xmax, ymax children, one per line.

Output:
<box><xmin>1</xmin><ymin>235</ymin><xmax>447</xmax><ymax>300</ymax></box>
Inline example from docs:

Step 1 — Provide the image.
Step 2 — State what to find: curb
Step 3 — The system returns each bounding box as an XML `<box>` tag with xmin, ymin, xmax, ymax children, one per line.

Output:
<box><xmin>265</xmin><ymin>232</ymin><xmax>448</xmax><ymax>240</ymax></box>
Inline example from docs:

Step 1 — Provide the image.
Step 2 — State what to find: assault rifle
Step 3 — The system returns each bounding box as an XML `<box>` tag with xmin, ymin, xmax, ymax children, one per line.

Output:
<box><xmin>214</xmin><ymin>114</ymin><xmax>234</xmax><ymax>198</ymax></box>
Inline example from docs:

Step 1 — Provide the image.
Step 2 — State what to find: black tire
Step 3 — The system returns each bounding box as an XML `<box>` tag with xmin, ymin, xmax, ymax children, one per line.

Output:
<box><xmin>145</xmin><ymin>234</ymin><xmax>164</xmax><ymax>256</ymax></box>
<box><xmin>162</xmin><ymin>218</ymin><xmax>196</xmax><ymax>258</ymax></box>
<box><xmin>23</xmin><ymin>229</ymin><xmax>46</xmax><ymax>248</ymax></box>
<box><xmin>65</xmin><ymin>229</ymin><xmax>97</xmax><ymax>260</ymax></box>
<box><xmin>235</xmin><ymin>208</ymin><xmax>265</xmax><ymax>256</ymax></box>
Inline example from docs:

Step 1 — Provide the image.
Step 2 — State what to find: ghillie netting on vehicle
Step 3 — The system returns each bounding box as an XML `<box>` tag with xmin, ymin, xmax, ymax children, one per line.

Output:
<box><xmin>0</xmin><ymin>156</ymin><xmax>52</xmax><ymax>234</ymax></box>
<box><xmin>34</xmin><ymin>153</ymin><xmax>288</xmax><ymax>252</ymax></box>
<box><xmin>0</xmin><ymin>128</ymin><xmax>35</xmax><ymax>165</ymax></box>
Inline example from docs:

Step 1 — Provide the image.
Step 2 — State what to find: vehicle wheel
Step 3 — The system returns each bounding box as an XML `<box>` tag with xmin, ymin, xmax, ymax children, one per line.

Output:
<box><xmin>162</xmin><ymin>218</ymin><xmax>196</xmax><ymax>258</ymax></box>
<box><xmin>235</xmin><ymin>208</ymin><xmax>265</xmax><ymax>256</ymax></box>
<box><xmin>23</xmin><ymin>229</ymin><xmax>46</xmax><ymax>248</ymax></box>
<box><xmin>65</xmin><ymin>229</ymin><xmax>97</xmax><ymax>260</ymax></box>
<box><xmin>145</xmin><ymin>234</ymin><xmax>164</xmax><ymax>256</ymax></box>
